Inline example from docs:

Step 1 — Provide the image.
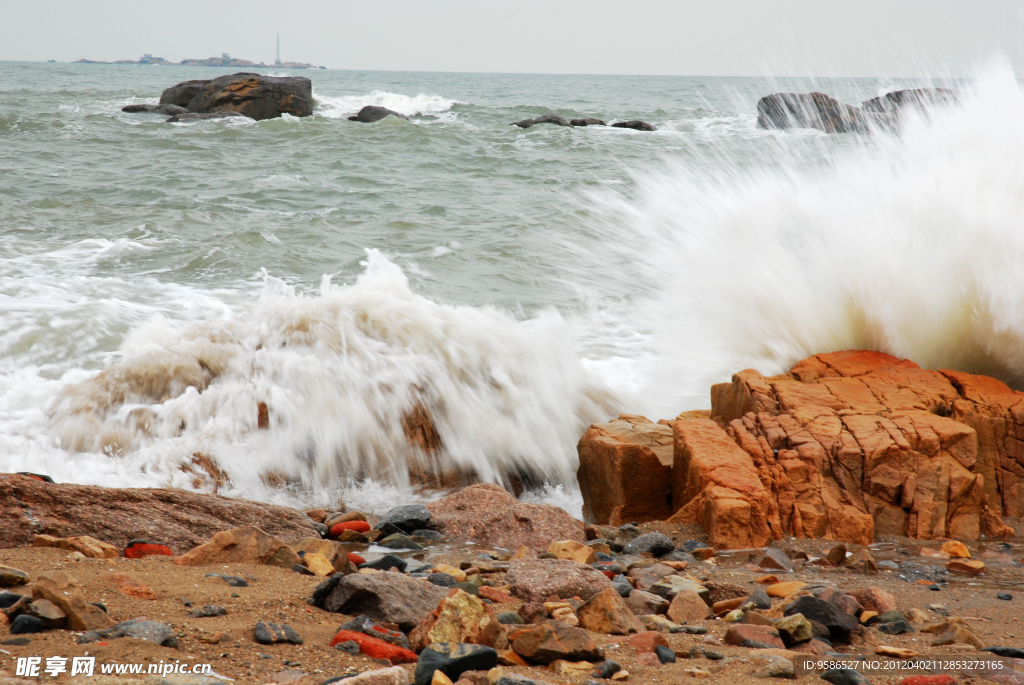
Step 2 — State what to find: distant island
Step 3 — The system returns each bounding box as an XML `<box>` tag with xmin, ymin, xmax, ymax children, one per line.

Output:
<box><xmin>74</xmin><ymin>53</ymin><xmax>325</xmax><ymax>69</ymax></box>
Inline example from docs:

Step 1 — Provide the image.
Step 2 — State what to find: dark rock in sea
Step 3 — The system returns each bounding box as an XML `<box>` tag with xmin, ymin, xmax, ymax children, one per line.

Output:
<box><xmin>166</xmin><ymin>112</ymin><xmax>248</xmax><ymax>123</ymax></box>
<box><xmin>254</xmin><ymin>621</ymin><xmax>303</xmax><ymax>645</ymax></box>
<box><xmin>122</xmin><ymin>104</ymin><xmax>189</xmax><ymax>115</ymax></box>
<box><xmin>334</xmin><ymin>640</ymin><xmax>361</xmax><ymax>655</ymax></box>
<box><xmin>785</xmin><ymin>596</ymin><xmax>858</xmax><ymax>643</ymax></box>
<box><xmin>159</xmin><ymin>79</ymin><xmax>210</xmax><ymax>108</ymax></box>
<box><xmin>512</xmin><ymin>113</ymin><xmax>571</xmax><ymax>129</ymax></box>
<box><xmin>175</xmin><ymin>73</ymin><xmax>313</xmax><ymax>120</ymax></box>
<box><xmin>9</xmin><ymin>615</ymin><xmax>44</xmax><ymax>634</ymax></box>
<box><xmin>428</xmin><ymin>573</ymin><xmax>459</xmax><ymax>588</ymax></box>
<box><xmin>358</xmin><ymin>554</ymin><xmax>408</xmax><ymax>572</ymax></box>
<box><xmin>611</xmin><ymin>120</ymin><xmax>656</xmax><ymax>131</ymax></box>
<box><xmin>592</xmin><ymin>660</ymin><xmax>621</xmax><ymax>678</ymax></box>
<box><xmin>985</xmin><ymin>647</ymin><xmax>1024</xmax><ymax>659</ymax></box>
<box><xmin>861</xmin><ymin>88</ymin><xmax>957</xmax><ymax>114</ymax></box>
<box><xmin>379</xmin><ymin>504</ymin><xmax>432</xmax><ymax>532</ymax></box>
<box><xmin>78</xmin><ymin>619</ymin><xmax>179</xmax><ymax>648</ymax></box>
<box><xmin>348</xmin><ymin>105</ymin><xmax>407</xmax><ymax>123</ymax></box>
<box><xmin>757</xmin><ymin>92</ymin><xmax>876</xmax><ymax>134</ymax></box>
<box><xmin>189</xmin><ymin>605</ymin><xmax>227</xmax><ymax>618</ymax></box>
<box><xmin>622</xmin><ymin>533</ymin><xmax>674</xmax><ymax>557</ymax></box>
<box><xmin>414</xmin><ymin>642</ymin><xmax>499</xmax><ymax>685</ymax></box>
<box><xmin>821</xmin><ymin>668</ymin><xmax>872</xmax><ymax>685</ymax></box>
<box><xmin>571</xmin><ymin>118</ymin><xmax>606</xmax><ymax>127</ymax></box>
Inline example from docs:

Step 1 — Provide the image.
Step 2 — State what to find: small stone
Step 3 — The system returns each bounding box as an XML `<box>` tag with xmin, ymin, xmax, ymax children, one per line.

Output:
<box><xmin>651</xmin><ymin>576</ymin><xmax>709</xmax><ymax>602</ymax></box>
<box><xmin>190</xmin><ymin>605</ymin><xmax>228</xmax><ymax>618</ymax></box>
<box><xmin>254</xmin><ymin>621</ymin><xmax>303</xmax><ymax>645</ymax></box>
<box><xmin>593</xmin><ymin>660</ymin><xmax>622</xmax><ymax>679</ymax></box>
<box><xmin>379</xmin><ymin>533</ymin><xmax>424</xmax><ymax>551</ymax></box>
<box><xmin>843</xmin><ymin>549</ymin><xmax>877</xmax><ymax>573</ymax></box>
<box><xmin>27</xmin><ymin>599</ymin><xmax>67</xmax><ymax>629</ymax></box>
<box><xmin>611</xmin><ymin>671</ymin><xmax>629</xmax><ymax>681</ymax></box>
<box><xmin>429</xmin><ymin>573</ymin><xmax>460</xmax><ymax>588</ymax></box>
<box><xmin>640</xmin><ymin>615</ymin><xmax>679</xmax><ymax>632</ymax></box>
<box><xmin>497</xmin><ymin>612</ymin><xmax>524</xmax><ymax>625</ymax></box>
<box><xmin>724</xmin><ymin>624</ymin><xmax>784</xmax><ymax>648</ymax></box>
<box><xmin>625</xmin><ymin>589</ymin><xmax>669</xmax><ymax>617</ymax></box>
<box><xmin>507</xmin><ymin>620</ymin><xmax>604</xmax><ymax>664</ymax></box>
<box><xmin>674</xmin><ymin>625</ymin><xmax>708</xmax><ymax>634</ymax></box>
<box><xmin>549</xmin><ymin>540</ymin><xmax>598</xmax><ymax>565</ymax></box>
<box><xmin>821</xmin><ymin>668</ymin><xmax>872</xmax><ymax>685</ymax></box>
<box><xmin>766</xmin><ymin>581</ymin><xmax>806</xmax><ymax>598</ymax></box>
<box><xmin>940</xmin><ymin>541</ymin><xmax>971</xmax><ymax>559</ymax></box>
<box><xmin>414</xmin><ymin>643</ymin><xmax>498</xmax><ymax>685</ymax></box>
<box><xmin>746</xmin><ymin>589</ymin><xmax>772</xmax><ymax>610</ymax></box>
<box><xmin>612</xmin><ymin>575</ymin><xmax>632</xmax><ymax>598</ymax></box>
<box><xmin>636</xmin><ymin>652</ymin><xmax>663</xmax><ymax>668</ymax></box>
<box><xmin>946</xmin><ymin>559</ymin><xmax>985</xmax><ymax>575</ymax></box>
<box><xmin>826</xmin><ymin>544</ymin><xmax>847</xmax><ymax>565</ymax></box>
<box><xmin>9</xmin><ymin>615</ymin><xmax>44</xmax><ymax>634</ymax></box>
<box><xmin>217</xmin><ymin>575</ymin><xmax>249</xmax><ymax>587</ymax></box>
<box><xmin>667</xmin><ymin>589</ymin><xmax>712</xmax><ymax>623</ymax></box>
<box><xmin>755</xmin><ymin>548</ymin><xmax>793</xmax><ymax>572</ymax></box>
<box><xmin>774</xmin><ymin>613</ymin><xmax>813</xmax><ymax>646</ymax></box>
<box><xmin>455</xmin><ymin>582</ymin><xmax>480</xmax><ymax>596</ymax></box>
<box><xmin>997</xmin><ymin>592</ymin><xmax>1012</xmax><ymax>601</ymax></box>
<box><xmin>622</xmin><ymin>533</ymin><xmax>675</xmax><ymax>557</ymax></box>
<box><xmin>849</xmin><ymin>587</ymin><xmax>896</xmax><ymax>614</ymax></box>
<box><xmin>752</xmin><ymin>656</ymin><xmax>795</xmax><ymax>678</ymax></box>
<box><xmin>360</xmin><ymin>554</ymin><xmax>409</xmax><ymax>572</ymax></box>
<box><xmin>577</xmin><ymin>588</ymin><xmax>645</xmax><ymax>635</ymax></box>
<box><xmin>335</xmin><ymin>639</ymin><xmax>361</xmax><ymax>655</ymax></box>
<box><xmin>378</xmin><ymin>504</ymin><xmax>432</xmax><ymax>533</ymax></box>
<box><xmin>876</xmin><ymin>645</ymin><xmax>917</xmax><ymax>658</ymax></box>
<box><xmin>123</xmin><ymin>540</ymin><xmax>174</xmax><ymax>559</ymax></box>
<box><xmin>0</xmin><ymin>565</ymin><xmax>30</xmax><ymax>587</ymax></box>
<box><xmin>984</xmin><ymin>647</ymin><xmax>1024</xmax><ymax>658</ymax></box>
<box><xmin>654</xmin><ymin>645</ymin><xmax>675</xmax><ymax>664</ymax></box>
<box><xmin>293</xmin><ymin>563</ymin><xmax>315</xmax><ymax>576</ymax></box>
<box><xmin>877</xmin><ymin>560</ymin><xmax>899</xmax><ymax>571</ymax></box>
<box><xmin>877</xmin><ymin>621</ymin><xmax>914</xmax><ymax>637</ymax></box>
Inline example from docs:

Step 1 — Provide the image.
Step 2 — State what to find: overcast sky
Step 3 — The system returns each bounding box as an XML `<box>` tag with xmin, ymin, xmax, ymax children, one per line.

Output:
<box><xmin>2</xmin><ymin>1</ymin><xmax>1023</xmax><ymax>77</ymax></box>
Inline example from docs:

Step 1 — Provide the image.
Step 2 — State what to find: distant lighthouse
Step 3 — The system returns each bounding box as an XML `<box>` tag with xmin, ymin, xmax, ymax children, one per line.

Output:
<box><xmin>275</xmin><ymin>34</ymin><xmax>281</xmax><ymax>66</ymax></box>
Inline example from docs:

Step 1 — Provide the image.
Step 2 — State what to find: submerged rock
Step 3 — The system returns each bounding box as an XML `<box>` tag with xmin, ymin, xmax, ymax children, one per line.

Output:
<box><xmin>756</xmin><ymin>92</ymin><xmax>876</xmax><ymax>133</ymax></box>
<box><xmin>512</xmin><ymin>113</ymin><xmax>571</xmax><ymax>128</ymax></box>
<box><xmin>611</xmin><ymin>120</ymin><xmax>656</xmax><ymax>131</ymax></box>
<box><xmin>348</xmin><ymin>105</ymin><xmax>407</xmax><ymax>123</ymax></box>
<box><xmin>165</xmin><ymin>73</ymin><xmax>313</xmax><ymax>120</ymax></box>
<box><xmin>122</xmin><ymin>103</ymin><xmax>189</xmax><ymax>115</ymax></box>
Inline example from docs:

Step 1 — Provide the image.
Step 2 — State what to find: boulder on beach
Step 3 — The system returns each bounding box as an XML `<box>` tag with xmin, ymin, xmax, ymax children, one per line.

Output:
<box><xmin>158</xmin><ymin>73</ymin><xmax>313</xmax><ymax>121</ymax></box>
<box><xmin>0</xmin><ymin>473</ymin><xmax>318</xmax><ymax>553</ymax></box>
<box><xmin>348</xmin><ymin>105</ymin><xmax>407</xmax><ymax>123</ymax></box>
<box><xmin>577</xmin><ymin>350</ymin><xmax>1017</xmax><ymax>548</ymax></box>
<box><xmin>425</xmin><ymin>483</ymin><xmax>585</xmax><ymax>551</ymax></box>
<box><xmin>756</xmin><ymin>92</ymin><xmax>876</xmax><ymax>133</ymax></box>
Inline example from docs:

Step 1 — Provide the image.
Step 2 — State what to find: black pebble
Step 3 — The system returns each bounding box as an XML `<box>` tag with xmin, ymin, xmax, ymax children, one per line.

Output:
<box><xmin>334</xmin><ymin>640</ymin><xmax>361</xmax><ymax>656</ymax></box>
<box><xmin>221</xmin><ymin>575</ymin><xmax>249</xmax><ymax>587</ymax></box>
<box><xmin>0</xmin><ymin>592</ymin><xmax>24</xmax><ymax>609</ymax></box>
<box><xmin>997</xmin><ymin>592</ymin><xmax>1013</xmax><ymax>601</ymax></box>
<box><xmin>0</xmin><ymin>637</ymin><xmax>31</xmax><ymax>646</ymax></box>
<box><xmin>985</xmin><ymin>647</ymin><xmax>1024</xmax><ymax>659</ymax></box>
<box><xmin>654</xmin><ymin>645</ymin><xmax>676</xmax><ymax>664</ymax></box>
<box><xmin>10</xmin><ymin>615</ymin><xmax>44</xmax><ymax>634</ymax></box>
<box><xmin>427</xmin><ymin>573</ymin><xmax>458</xmax><ymax>588</ymax></box>
<box><xmin>929</xmin><ymin>584</ymin><xmax>941</xmax><ymax>591</ymax></box>
<box><xmin>592</xmin><ymin>660</ymin><xmax>620</xmax><ymax>679</ymax></box>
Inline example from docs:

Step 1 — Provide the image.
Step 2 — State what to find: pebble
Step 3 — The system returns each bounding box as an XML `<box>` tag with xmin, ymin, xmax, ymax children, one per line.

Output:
<box><xmin>254</xmin><ymin>621</ymin><xmax>304</xmax><ymax>645</ymax></box>
<box><xmin>9</xmin><ymin>615</ymin><xmax>44</xmax><ymax>634</ymax></box>
<box><xmin>985</xmin><ymin>647</ymin><xmax>1024</xmax><ymax>659</ymax></box>
<box><xmin>428</xmin><ymin>573</ymin><xmax>459</xmax><ymax>588</ymax></box>
<box><xmin>592</xmin><ymin>660</ymin><xmax>621</xmax><ymax>679</ymax></box>
<box><xmin>674</xmin><ymin>625</ymin><xmax>708</xmax><ymax>634</ymax></box>
<box><xmin>997</xmin><ymin>592</ymin><xmax>1013</xmax><ymax>600</ymax></box>
<box><xmin>654</xmin><ymin>644</ymin><xmax>676</xmax><ymax>664</ymax></box>
<box><xmin>822</xmin><ymin>669</ymin><xmax>872</xmax><ymax>685</ymax></box>
<box><xmin>359</xmin><ymin>554</ymin><xmax>408</xmax><ymax>572</ymax></box>
<box><xmin>0</xmin><ymin>591</ymin><xmax>24</xmax><ymax>609</ymax></box>
<box><xmin>334</xmin><ymin>640</ymin><xmax>361</xmax><ymax>655</ymax></box>
<box><xmin>189</xmin><ymin>605</ymin><xmax>228</xmax><ymax>618</ymax></box>
<box><xmin>204</xmin><ymin>573</ymin><xmax>249</xmax><ymax>587</ymax></box>
<box><xmin>753</xmin><ymin>656</ymin><xmax>795</xmax><ymax>678</ymax></box>
<box><xmin>611</xmin><ymin>575</ymin><xmax>632</xmax><ymax>598</ymax></box>
<box><xmin>496</xmin><ymin>611</ymin><xmax>524</xmax><ymax>625</ymax></box>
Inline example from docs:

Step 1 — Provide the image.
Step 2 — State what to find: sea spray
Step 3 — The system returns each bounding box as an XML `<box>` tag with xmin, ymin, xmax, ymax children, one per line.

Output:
<box><xmin>40</xmin><ymin>250</ymin><xmax>615</xmax><ymax>507</ymax></box>
<box><xmin>581</xmin><ymin>59</ymin><xmax>1024</xmax><ymax>419</ymax></box>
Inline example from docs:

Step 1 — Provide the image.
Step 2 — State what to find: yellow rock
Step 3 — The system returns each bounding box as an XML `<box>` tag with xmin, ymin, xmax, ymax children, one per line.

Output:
<box><xmin>766</xmin><ymin>581</ymin><xmax>807</xmax><ymax>598</ymax></box>
<box><xmin>550</xmin><ymin>607</ymin><xmax>579</xmax><ymax>626</ymax></box>
<box><xmin>946</xmin><ymin>559</ymin><xmax>985</xmax><ymax>575</ymax></box>
<box><xmin>941</xmin><ymin>541</ymin><xmax>971</xmax><ymax>559</ymax></box>
<box><xmin>303</xmin><ymin>552</ymin><xmax>335</xmax><ymax>577</ymax></box>
<box><xmin>876</xmin><ymin>645</ymin><xmax>917</xmax><ymax>658</ymax></box>
<box><xmin>432</xmin><ymin>563</ymin><xmax>467</xmax><ymax>583</ymax></box>
<box><xmin>510</xmin><ymin>546</ymin><xmax>535</xmax><ymax>560</ymax></box>
<box><xmin>32</xmin><ymin>534</ymin><xmax>118</xmax><ymax>559</ymax></box>
<box><xmin>550</xmin><ymin>660</ymin><xmax>593</xmax><ymax>675</ymax></box>
<box><xmin>682</xmin><ymin>669</ymin><xmax>711</xmax><ymax>678</ymax></box>
<box><xmin>860</xmin><ymin>611</ymin><xmax>879</xmax><ymax>624</ymax></box>
<box><xmin>544</xmin><ymin>601</ymin><xmax>573</xmax><ymax>614</ymax></box>
<box><xmin>611</xmin><ymin>671</ymin><xmax>629</xmax><ymax>681</ymax></box>
<box><xmin>548</xmin><ymin>540</ymin><xmax>598</xmax><ymax>565</ymax></box>
<box><xmin>358</xmin><ymin>567</ymin><xmax>382</xmax><ymax>575</ymax></box>
<box><xmin>905</xmin><ymin>608</ymin><xmax>928</xmax><ymax>624</ymax></box>
<box><xmin>432</xmin><ymin>671</ymin><xmax>454</xmax><ymax>685</ymax></box>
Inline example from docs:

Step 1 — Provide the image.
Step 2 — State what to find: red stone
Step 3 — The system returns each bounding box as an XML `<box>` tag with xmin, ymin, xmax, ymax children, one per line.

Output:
<box><xmin>124</xmin><ymin>542</ymin><xmax>174</xmax><ymax>559</ymax></box>
<box><xmin>330</xmin><ymin>521</ymin><xmax>370</xmax><ymax>538</ymax></box>
<box><xmin>900</xmin><ymin>677</ymin><xmax>956</xmax><ymax>685</ymax></box>
<box><xmin>348</xmin><ymin>553</ymin><xmax>367</xmax><ymax>566</ymax></box>
<box><xmin>328</xmin><ymin>629</ymin><xmax>417</xmax><ymax>663</ymax></box>
<box><xmin>478</xmin><ymin>586</ymin><xmax>514</xmax><ymax>603</ymax></box>
<box><xmin>626</xmin><ymin>631</ymin><xmax>669</xmax><ymax>653</ymax></box>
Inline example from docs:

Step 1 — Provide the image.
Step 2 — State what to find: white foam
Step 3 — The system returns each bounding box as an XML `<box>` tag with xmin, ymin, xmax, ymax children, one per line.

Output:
<box><xmin>5</xmin><ymin>250</ymin><xmax>614</xmax><ymax>510</ymax></box>
<box><xmin>582</xmin><ymin>59</ymin><xmax>1024</xmax><ymax>419</ymax></box>
<box><xmin>314</xmin><ymin>91</ymin><xmax>460</xmax><ymax>119</ymax></box>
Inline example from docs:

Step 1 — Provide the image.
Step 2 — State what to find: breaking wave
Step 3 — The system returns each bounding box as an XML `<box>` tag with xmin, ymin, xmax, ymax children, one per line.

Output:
<box><xmin>584</xmin><ymin>59</ymin><xmax>1024</xmax><ymax>418</ymax></box>
<box><xmin>315</xmin><ymin>91</ymin><xmax>460</xmax><ymax>118</ymax></box>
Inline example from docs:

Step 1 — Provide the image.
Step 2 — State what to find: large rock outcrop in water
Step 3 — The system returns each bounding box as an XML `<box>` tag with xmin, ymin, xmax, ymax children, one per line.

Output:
<box><xmin>757</xmin><ymin>89</ymin><xmax>957</xmax><ymax>134</ymax></box>
<box><xmin>577</xmin><ymin>351</ymin><xmax>1016</xmax><ymax>548</ymax></box>
<box><xmin>158</xmin><ymin>73</ymin><xmax>313</xmax><ymax>120</ymax></box>
<box><xmin>0</xmin><ymin>473</ymin><xmax>317</xmax><ymax>552</ymax></box>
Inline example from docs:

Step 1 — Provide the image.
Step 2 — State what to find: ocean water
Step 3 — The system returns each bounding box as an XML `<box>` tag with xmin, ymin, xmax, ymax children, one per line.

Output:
<box><xmin>1</xmin><ymin>59</ymin><xmax>1020</xmax><ymax>515</ymax></box>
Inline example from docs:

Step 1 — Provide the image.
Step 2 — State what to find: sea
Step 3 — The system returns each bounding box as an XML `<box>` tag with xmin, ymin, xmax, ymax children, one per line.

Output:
<box><xmin>1</xmin><ymin>59</ymin><xmax>1021</xmax><ymax>516</ymax></box>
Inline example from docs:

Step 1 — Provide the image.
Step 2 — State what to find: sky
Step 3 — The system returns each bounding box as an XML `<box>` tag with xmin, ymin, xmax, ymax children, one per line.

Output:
<box><xmin>2</xmin><ymin>1</ymin><xmax>1023</xmax><ymax>77</ymax></box>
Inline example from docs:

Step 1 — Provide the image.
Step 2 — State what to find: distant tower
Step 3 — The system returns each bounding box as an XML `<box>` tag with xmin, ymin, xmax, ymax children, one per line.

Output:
<box><xmin>275</xmin><ymin>34</ymin><xmax>281</xmax><ymax>66</ymax></box>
